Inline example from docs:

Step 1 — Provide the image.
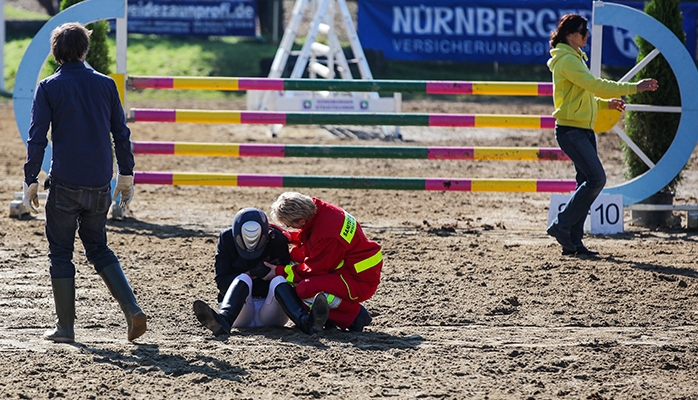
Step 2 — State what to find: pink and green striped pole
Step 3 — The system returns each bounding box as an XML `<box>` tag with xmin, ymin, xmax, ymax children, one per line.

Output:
<box><xmin>130</xmin><ymin>109</ymin><xmax>556</xmax><ymax>130</ymax></box>
<box><xmin>131</xmin><ymin>141</ymin><xmax>570</xmax><ymax>162</ymax></box>
<box><xmin>128</xmin><ymin>76</ymin><xmax>553</xmax><ymax>96</ymax></box>
<box><xmin>134</xmin><ymin>171</ymin><xmax>576</xmax><ymax>193</ymax></box>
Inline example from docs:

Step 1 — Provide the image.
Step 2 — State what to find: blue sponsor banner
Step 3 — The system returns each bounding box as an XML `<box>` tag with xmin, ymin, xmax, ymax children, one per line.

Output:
<box><xmin>357</xmin><ymin>0</ymin><xmax>697</xmax><ymax>66</ymax></box>
<box><xmin>126</xmin><ymin>0</ymin><xmax>256</xmax><ymax>36</ymax></box>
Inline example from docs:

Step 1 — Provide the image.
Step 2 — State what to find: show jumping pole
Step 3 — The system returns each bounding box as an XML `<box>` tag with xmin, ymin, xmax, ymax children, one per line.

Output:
<box><xmin>128</xmin><ymin>76</ymin><xmax>553</xmax><ymax>96</ymax></box>
<box><xmin>134</xmin><ymin>171</ymin><xmax>576</xmax><ymax>193</ymax></box>
<box><xmin>131</xmin><ymin>141</ymin><xmax>571</xmax><ymax>161</ymax></box>
<box><xmin>130</xmin><ymin>109</ymin><xmax>556</xmax><ymax>129</ymax></box>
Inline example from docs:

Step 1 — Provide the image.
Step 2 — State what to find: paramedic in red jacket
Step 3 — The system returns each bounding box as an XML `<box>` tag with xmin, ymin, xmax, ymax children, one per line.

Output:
<box><xmin>266</xmin><ymin>192</ymin><xmax>382</xmax><ymax>332</ymax></box>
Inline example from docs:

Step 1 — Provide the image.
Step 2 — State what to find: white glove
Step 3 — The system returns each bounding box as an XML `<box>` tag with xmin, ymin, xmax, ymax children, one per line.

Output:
<box><xmin>23</xmin><ymin>181</ymin><xmax>40</xmax><ymax>213</ymax></box>
<box><xmin>113</xmin><ymin>174</ymin><xmax>134</xmax><ymax>208</ymax></box>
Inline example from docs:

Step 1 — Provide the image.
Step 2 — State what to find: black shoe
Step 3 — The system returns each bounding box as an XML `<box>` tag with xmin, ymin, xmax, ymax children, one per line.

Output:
<box><xmin>561</xmin><ymin>247</ymin><xmax>576</xmax><ymax>256</ymax></box>
<box><xmin>347</xmin><ymin>306</ymin><xmax>372</xmax><ymax>332</ymax></box>
<box><xmin>576</xmin><ymin>246</ymin><xmax>599</xmax><ymax>256</ymax></box>
<box><xmin>561</xmin><ymin>246</ymin><xmax>600</xmax><ymax>256</ymax></box>
<box><xmin>324</xmin><ymin>320</ymin><xmax>339</xmax><ymax>331</ymax></box>
<box><xmin>193</xmin><ymin>300</ymin><xmax>231</xmax><ymax>336</ymax></box>
<box><xmin>547</xmin><ymin>224</ymin><xmax>575</xmax><ymax>252</ymax></box>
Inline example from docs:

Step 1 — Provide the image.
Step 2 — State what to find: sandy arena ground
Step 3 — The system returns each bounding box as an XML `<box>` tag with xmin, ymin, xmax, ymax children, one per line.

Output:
<box><xmin>1</xmin><ymin>92</ymin><xmax>698</xmax><ymax>400</ymax></box>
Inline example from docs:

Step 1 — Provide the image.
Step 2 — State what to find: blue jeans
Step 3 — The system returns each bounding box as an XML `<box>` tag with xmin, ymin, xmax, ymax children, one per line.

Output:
<box><xmin>552</xmin><ymin>126</ymin><xmax>607</xmax><ymax>246</ymax></box>
<box><xmin>45</xmin><ymin>178</ymin><xmax>118</xmax><ymax>279</ymax></box>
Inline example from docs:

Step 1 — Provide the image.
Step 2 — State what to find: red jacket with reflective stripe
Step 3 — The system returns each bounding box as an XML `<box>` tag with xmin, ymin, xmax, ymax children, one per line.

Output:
<box><xmin>275</xmin><ymin>198</ymin><xmax>382</xmax><ymax>286</ymax></box>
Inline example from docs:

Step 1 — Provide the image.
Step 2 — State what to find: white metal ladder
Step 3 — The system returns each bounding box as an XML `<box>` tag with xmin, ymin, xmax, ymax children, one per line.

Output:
<box><xmin>248</xmin><ymin>0</ymin><xmax>400</xmax><ymax>137</ymax></box>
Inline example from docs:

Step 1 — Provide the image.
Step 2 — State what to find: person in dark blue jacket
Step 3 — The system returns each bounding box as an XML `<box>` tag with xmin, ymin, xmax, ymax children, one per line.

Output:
<box><xmin>193</xmin><ymin>208</ymin><xmax>296</xmax><ymax>335</ymax></box>
<box><xmin>23</xmin><ymin>22</ymin><xmax>146</xmax><ymax>343</ymax></box>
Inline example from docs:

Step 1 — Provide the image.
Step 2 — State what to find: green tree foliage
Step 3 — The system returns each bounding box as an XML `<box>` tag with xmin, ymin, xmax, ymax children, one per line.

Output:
<box><xmin>48</xmin><ymin>0</ymin><xmax>112</xmax><ymax>74</ymax></box>
<box><xmin>623</xmin><ymin>0</ymin><xmax>684</xmax><ymax>193</ymax></box>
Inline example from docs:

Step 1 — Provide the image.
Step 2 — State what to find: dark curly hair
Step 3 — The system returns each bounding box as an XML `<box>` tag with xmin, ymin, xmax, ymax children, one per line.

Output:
<box><xmin>549</xmin><ymin>14</ymin><xmax>587</xmax><ymax>49</ymax></box>
<box><xmin>50</xmin><ymin>22</ymin><xmax>91</xmax><ymax>65</ymax></box>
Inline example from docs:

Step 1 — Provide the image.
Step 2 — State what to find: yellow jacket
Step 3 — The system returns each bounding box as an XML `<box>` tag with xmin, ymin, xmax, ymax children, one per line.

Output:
<box><xmin>547</xmin><ymin>43</ymin><xmax>637</xmax><ymax>130</ymax></box>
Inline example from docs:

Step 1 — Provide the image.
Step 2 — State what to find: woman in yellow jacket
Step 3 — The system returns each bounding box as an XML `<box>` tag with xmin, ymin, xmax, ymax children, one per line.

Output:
<box><xmin>546</xmin><ymin>14</ymin><xmax>658</xmax><ymax>256</ymax></box>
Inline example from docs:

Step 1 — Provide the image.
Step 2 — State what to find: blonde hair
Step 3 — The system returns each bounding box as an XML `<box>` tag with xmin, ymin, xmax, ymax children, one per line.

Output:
<box><xmin>270</xmin><ymin>192</ymin><xmax>317</xmax><ymax>227</ymax></box>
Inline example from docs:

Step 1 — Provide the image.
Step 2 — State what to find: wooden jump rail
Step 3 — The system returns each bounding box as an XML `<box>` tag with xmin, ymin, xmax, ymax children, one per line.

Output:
<box><xmin>133</xmin><ymin>171</ymin><xmax>576</xmax><ymax>193</ymax></box>
<box><xmin>129</xmin><ymin>109</ymin><xmax>556</xmax><ymax>129</ymax></box>
<box><xmin>131</xmin><ymin>141</ymin><xmax>571</xmax><ymax>162</ymax></box>
<box><xmin>128</xmin><ymin>76</ymin><xmax>554</xmax><ymax>96</ymax></box>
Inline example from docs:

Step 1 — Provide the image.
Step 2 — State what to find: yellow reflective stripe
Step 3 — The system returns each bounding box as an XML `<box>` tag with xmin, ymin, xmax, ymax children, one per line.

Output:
<box><xmin>339</xmin><ymin>212</ymin><xmax>357</xmax><ymax>243</ymax></box>
<box><xmin>354</xmin><ymin>250</ymin><xmax>383</xmax><ymax>273</ymax></box>
<box><xmin>284</xmin><ymin>264</ymin><xmax>295</xmax><ymax>283</ymax></box>
<box><xmin>340</xmin><ymin>275</ymin><xmax>359</xmax><ymax>301</ymax></box>
<box><xmin>307</xmin><ymin>293</ymin><xmax>340</xmax><ymax>309</ymax></box>
<box><xmin>325</xmin><ymin>294</ymin><xmax>341</xmax><ymax>309</ymax></box>
<box><xmin>334</xmin><ymin>260</ymin><xmax>345</xmax><ymax>270</ymax></box>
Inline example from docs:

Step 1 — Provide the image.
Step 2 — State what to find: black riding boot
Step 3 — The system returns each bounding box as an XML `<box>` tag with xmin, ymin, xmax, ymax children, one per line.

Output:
<box><xmin>98</xmin><ymin>263</ymin><xmax>147</xmax><ymax>341</ymax></box>
<box><xmin>44</xmin><ymin>278</ymin><xmax>75</xmax><ymax>343</ymax></box>
<box><xmin>274</xmin><ymin>282</ymin><xmax>329</xmax><ymax>335</ymax></box>
<box><xmin>347</xmin><ymin>305</ymin><xmax>373</xmax><ymax>332</ymax></box>
<box><xmin>193</xmin><ymin>279</ymin><xmax>249</xmax><ymax>336</ymax></box>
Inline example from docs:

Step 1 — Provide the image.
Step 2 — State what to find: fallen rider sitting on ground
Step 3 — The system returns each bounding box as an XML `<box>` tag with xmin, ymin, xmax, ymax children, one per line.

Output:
<box><xmin>193</xmin><ymin>207</ymin><xmax>328</xmax><ymax>335</ymax></box>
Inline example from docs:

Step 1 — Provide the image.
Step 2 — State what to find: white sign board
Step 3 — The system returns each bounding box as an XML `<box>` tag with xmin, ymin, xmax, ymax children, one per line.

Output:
<box><xmin>548</xmin><ymin>194</ymin><xmax>624</xmax><ymax>235</ymax></box>
<box><xmin>247</xmin><ymin>91</ymin><xmax>399</xmax><ymax>113</ymax></box>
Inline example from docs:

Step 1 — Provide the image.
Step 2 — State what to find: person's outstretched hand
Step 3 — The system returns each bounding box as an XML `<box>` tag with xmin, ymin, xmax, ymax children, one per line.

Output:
<box><xmin>637</xmin><ymin>78</ymin><xmax>659</xmax><ymax>92</ymax></box>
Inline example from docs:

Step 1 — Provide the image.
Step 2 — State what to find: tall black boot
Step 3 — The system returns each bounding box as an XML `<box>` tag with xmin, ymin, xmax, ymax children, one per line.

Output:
<box><xmin>98</xmin><ymin>263</ymin><xmax>147</xmax><ymax>341</ymax></box>
<box><xmin>347</xmin><ymin>305</ymin><xmax>373</xmax><ymax>332</ymax></box>
<box><xmin>44</xmin><ymin>278</ymin><xmax>75</xmax><ymax>343</ymax></box>
<box><xmin>193</xmin><ymin>279</ymin><xmax>249</xmax><ymax>335</ymax></box>
<box><xmin>274</xmin><ymin>282</ymin><xmax>329</xmax><ymax>335</ymax></box>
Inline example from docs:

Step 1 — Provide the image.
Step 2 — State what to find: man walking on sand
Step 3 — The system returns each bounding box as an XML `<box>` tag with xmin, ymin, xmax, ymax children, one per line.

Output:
<box><xmin>23</xmin><ymin>22</ymin><xmax>146</xmax><ymax>343</ymax></box>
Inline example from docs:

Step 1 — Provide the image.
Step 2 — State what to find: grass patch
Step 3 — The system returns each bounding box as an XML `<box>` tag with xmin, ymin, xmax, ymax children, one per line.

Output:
<box><xmin>124</xmin><ymin>35</ymin><xmax>274</xmax><ymax>77</ymax></box>
<box><xmin>4</xmin><ymin>38</ymin><xmax>56</xmax><ymax>92</ymax></box>
<box><xmin>119</xmin><ymin>34</ymin><xmax>277</xmax><ymax>101</ymax></box>
<box><xmin>4</xmin><ymin>5</ymin><xmax>50</xmax><ymax>20</ymax></box>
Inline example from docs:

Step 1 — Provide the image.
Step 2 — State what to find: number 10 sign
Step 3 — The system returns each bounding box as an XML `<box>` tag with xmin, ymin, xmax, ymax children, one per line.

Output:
<box><xmin>547</xmin><ymin>194</ymin><xmax>624</xmax><ymax>235</ymax></box>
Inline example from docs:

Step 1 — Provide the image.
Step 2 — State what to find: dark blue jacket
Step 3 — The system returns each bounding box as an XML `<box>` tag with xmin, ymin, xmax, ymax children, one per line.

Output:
<box><xmin>24</xmin><ymin>61</ymin><xmax>134</xmax><ymax>187</ymax></box>
<box><xmin>214</xmin><ymin>226</ymin><xmax>291</xmax><ymax>302</ymax></box>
